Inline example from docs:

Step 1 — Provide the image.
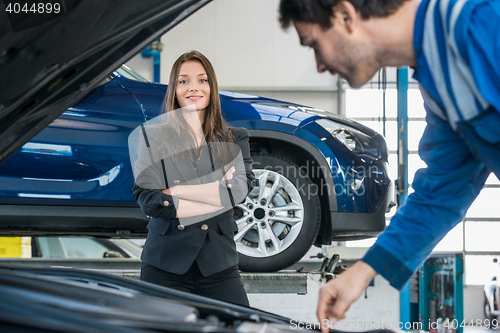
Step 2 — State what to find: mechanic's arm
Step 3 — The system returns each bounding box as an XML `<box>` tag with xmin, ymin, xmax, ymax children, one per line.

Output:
<box><xmin>317</xmin><ymin>112</ymin><xmax>489</xmax><ymax>331</ymax></box>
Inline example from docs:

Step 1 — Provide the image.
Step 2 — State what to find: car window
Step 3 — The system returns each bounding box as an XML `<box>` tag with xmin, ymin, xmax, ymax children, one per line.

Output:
<box><xmin>110</xmin><ymin>239</ymin><xmax>143</xmax><ymax>258</ymax></box>
<box><xmin>37</xmin><ymin>237</ymin><xmax>117</xmax><ymax>259</ymax></box>
<box><xmin>114</xmin><ymin>64</ymin><xmax>149</xmax><ymax>82</ymax></box>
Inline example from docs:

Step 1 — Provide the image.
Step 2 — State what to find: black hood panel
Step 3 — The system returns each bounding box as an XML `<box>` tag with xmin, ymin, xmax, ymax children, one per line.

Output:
<box><xmin>0</xmin><ymin>0</ymin><xmax>210</xmax><ymax>165</ymax></box>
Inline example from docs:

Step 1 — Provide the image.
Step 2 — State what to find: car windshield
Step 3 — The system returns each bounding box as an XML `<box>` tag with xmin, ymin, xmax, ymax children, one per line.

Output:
<box><xmin>115</xmin><ymin>64</ymin><xmax>149</xmax><ymax>82</ymax></box>
<box><xmin>111</xmin><ymin>239</ymin><xmax>143</xmax><ymax>258</ymax></box>
<box><xmin>31</xmin><ymin>237</ymin><xmax>143</xmax><ymax>259</ymax></box>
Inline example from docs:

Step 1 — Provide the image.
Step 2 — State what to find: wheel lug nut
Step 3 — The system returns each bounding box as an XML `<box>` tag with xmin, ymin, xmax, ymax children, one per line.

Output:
<box><xmin>260</xmin><ymin>200</ymin><xmax>266</xmax><ymax>206</ymax></box>
<box><xmin>269</xmin><ymin>211</ymin><xmax>274</xmax><ymax>217</ymax></box>
<box><xmin>247</xmin><ymin>217</ymin><xmax>253</xmax><ymax>223</ymax></box>
<box><xmin>260</xmin><ymin>222</ymin><xmax>266</xmax><ymax>228</ymax></box>
<box><xmin>248</xmin><ymin>204</ymin><xmax>254</xmax><ymax>209</ymax></box>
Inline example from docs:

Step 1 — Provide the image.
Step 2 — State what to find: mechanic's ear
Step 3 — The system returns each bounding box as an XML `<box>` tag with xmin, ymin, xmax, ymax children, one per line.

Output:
<box><xmin>332</xmin><ymin>1</ymin><xmax>358</xmax><ymax>33</ymax></box>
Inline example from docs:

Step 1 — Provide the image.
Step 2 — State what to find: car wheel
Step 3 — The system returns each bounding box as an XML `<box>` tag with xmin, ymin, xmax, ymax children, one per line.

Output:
<box><xmin>234</xmin><ymin>153</ymin><xmax>321</xmax><ymax>272</ymax></box>
<box><xmin>485</xmin><ymin>295</ymin><xmax>497</xmax><ymax>322</ymax></box>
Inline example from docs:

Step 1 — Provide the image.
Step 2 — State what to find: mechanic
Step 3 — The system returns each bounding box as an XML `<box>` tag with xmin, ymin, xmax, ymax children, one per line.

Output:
<box><xmin>278</xmin><ymin>0</ymin><xmax>500</xmax><ymax>330</ymax></box>
<box><xmin>132</xmin><ymin>51</ymin><xmax>254</xmax><ymax>306</ymax></box>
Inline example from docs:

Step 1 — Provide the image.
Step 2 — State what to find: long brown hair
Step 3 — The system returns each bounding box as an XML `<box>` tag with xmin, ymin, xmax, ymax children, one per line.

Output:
<box><xmin>163</xmin><ymin>51</ymin><xmax>236</xmax><ymax>169</ymax></box>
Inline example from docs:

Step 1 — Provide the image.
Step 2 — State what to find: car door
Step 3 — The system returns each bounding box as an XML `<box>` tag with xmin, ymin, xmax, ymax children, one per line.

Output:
<box><xmin>0</xmin><ymin>78</ymin><xmax>146</xmax><ymax>206</ymax></box>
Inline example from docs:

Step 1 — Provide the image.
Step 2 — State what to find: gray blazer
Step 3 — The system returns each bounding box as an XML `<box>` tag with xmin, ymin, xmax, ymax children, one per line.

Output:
<box><xmin>133</xmin><ymin>126</ymin><xmax>255</xmax><ymax>276</ymax></box>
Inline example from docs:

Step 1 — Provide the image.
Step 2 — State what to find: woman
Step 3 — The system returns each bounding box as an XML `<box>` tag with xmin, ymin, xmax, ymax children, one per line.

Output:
<box><xmin>132</xmin><ymin>51</ymin><xmax>254</xmax><ymax>306</ymax></box>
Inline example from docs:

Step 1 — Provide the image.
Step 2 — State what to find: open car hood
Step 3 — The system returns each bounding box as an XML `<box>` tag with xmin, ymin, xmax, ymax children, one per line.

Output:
<box><xmin>0</xmin><ymin>265</ymin><xmax>310</xmax><ymax>332</ymax></box>
<box><xmin>0</xmin><ymin>0</ymin><xmax>211</xmax><ymax>166</ymax></box>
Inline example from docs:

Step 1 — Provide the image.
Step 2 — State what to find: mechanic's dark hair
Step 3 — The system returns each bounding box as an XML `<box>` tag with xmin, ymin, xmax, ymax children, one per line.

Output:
<box><xmin>164</xmin><ymin>51</ymin><xmax>236</xmax><ymax>168</ymax></box>
<box><xmin>279</xmin><ymin>0</ymin><xmax>407</xmax><ymax>30</ymax></box>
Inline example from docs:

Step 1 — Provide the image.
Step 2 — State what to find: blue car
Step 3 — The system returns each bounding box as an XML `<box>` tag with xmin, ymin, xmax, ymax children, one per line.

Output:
<box><xmin>0</xmin><ymin>64</ymin><xmax>392</xmax><ymax>272</ymax></box>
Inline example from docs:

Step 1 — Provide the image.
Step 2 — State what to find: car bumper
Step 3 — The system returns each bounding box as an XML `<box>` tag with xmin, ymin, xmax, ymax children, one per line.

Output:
<box><xmin>330</xmin><ymin>181</ymin><xmax>394</xmax><ymax>241</ymax></box>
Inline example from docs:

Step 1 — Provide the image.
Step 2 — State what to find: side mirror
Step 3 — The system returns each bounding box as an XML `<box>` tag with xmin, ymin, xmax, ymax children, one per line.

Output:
<box><xmin>103</xmin><ymin>251</ymin><xmax>122</xmax><ymax>258</ymax></box>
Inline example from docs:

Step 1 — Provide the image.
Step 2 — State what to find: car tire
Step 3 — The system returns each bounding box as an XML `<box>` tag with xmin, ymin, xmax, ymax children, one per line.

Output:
<box><xmin>485</xmin><ymin>295</ymin><xmax>498</xmax><ymax>322</ymax></box>
<box><xmin>235</xmin><ymin>153</ymin><xmax>321</xmax><ymax>272</ymax></box>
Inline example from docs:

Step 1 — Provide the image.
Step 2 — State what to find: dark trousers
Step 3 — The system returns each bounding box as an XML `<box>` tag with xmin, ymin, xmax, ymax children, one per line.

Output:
<box><xmin>140</xmin><ymin>261</ymin><xmax>249</xmax><ymax>307</ymax></box>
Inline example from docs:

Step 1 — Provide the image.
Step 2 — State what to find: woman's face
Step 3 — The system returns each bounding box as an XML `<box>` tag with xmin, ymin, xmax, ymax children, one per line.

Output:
<box><xmin>175</xmin><ymin>60</ymin><xmax>210</xmax><ymax>112</ymax></box>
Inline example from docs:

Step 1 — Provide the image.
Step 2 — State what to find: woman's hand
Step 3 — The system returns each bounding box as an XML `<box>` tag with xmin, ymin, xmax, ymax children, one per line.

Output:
<box><xmin>162</xmin><ymin>188</ymin><xmax>172</xmax><ymax>195</ymax></box>
<box><xmin>222</xmin><ymin>166</ymin><xmax>235</xmax><ymax>180</ymax></box>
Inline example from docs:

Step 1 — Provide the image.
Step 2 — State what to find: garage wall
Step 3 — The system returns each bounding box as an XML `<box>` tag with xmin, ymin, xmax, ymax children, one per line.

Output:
<box><xmin>464</xmin><ymin>285</ymin><xmax>485</xmax><ymax>322</ymax></box>
<box><xmin>126</xmin><ymin>0</ymin><xmax>422</xmax><ymax>114</ymax></box>
<box><xmin>127</xmin><ymin>0</ymin><xmax>342</xmax><ymax>113</ymax></box>
<box><xmin>158</xmin><ymin>0</ymin><xmax>338</xmax><ymax>89</ymax></box>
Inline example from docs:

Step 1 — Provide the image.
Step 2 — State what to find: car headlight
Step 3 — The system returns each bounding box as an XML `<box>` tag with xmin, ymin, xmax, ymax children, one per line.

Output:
<box><xmin>316</xmin><ymin>118</ymin><xmax>380</xmax><ymax>157</ymax></box>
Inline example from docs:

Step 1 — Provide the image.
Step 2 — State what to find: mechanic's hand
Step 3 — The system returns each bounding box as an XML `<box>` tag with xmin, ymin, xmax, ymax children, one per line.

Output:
<box><xmin>222</xmin><ymin>166</ymin><xmax>235</xmax><ymax>180</ymax></box>
<box><xmin>317</xmin><ymin>261</ymin><xmax>377</xmax><ymax>333</ymax></box>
